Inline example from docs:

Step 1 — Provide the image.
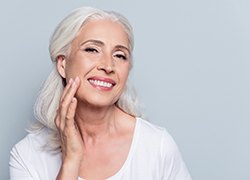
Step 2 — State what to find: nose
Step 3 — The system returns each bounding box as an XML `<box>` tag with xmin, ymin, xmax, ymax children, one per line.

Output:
<box><xmin>97</xmin><ymin>53</ymin><xmax>115</xmax><ymax>74</ymax></box>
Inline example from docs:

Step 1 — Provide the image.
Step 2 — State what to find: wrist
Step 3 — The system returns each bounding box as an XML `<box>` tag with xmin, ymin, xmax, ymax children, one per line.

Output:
<box><xmin>57</xmin><ymin>159</ymin><xmax>81</xmax><ymax>180</ymax></box>
<box><xmin>62</xmin><ymin>156</ymin><xmax>82</xmax><ymax>169</ymax></box>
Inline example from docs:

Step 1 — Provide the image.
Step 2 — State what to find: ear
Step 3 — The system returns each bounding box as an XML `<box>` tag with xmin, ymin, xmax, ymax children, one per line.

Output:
<box><xmin>56</xmin><ymin>55</ymin><xmax>66</xmax><ymax>78</ymax></box>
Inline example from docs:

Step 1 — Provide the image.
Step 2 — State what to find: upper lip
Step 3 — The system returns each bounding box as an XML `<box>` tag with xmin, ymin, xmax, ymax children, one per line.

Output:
<box><xmin>87</xmin><ymin>76</ymin><xmax>116</xmax><ymax>85</ymax></box>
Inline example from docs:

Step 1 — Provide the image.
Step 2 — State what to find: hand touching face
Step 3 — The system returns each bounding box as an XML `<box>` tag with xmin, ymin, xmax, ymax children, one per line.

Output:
<box><xmin>57</xmin><ymin>19</ymin><xmax>131</xmax><ymax>107</ymax></box>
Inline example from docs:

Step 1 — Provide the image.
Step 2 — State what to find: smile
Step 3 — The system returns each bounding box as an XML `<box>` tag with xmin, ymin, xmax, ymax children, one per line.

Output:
<box><xmin>88</xmin><ymin>77</ymin><xmax>116</xmax><ymax>90</ymax></box>
<box><xmin>89</xmin><ymin>79</ymin><xmax>113</xmax><ymax>88</ymax></box>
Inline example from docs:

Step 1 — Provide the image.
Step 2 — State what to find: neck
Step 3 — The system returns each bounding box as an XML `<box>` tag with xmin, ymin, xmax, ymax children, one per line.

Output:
<box><xmin>75</xmin><ymin>103</ymin><xmax>118</xmax><ymax>141</ymax></box>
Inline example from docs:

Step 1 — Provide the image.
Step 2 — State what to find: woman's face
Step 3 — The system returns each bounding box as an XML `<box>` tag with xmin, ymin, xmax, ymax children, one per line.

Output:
<box><xmin>57</xmin><ymin>19</ymin><xmax>131</xmax><ymax>107</ymax></box>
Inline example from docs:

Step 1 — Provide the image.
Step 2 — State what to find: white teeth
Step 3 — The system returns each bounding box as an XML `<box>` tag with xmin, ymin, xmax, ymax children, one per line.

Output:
<box><xmin>89</xmin><ymin>79</ymin><xmax>112</xmax><ymax>88</ymax></box>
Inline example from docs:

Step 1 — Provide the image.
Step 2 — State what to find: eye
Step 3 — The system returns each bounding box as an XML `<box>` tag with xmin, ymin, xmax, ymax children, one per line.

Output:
<box><xmin>84</xmin><ymin>47</ymin><xmax>98</xmax><ymax>53</ymax></box>
<box><xmin>113</xmin><ymin>52</ymin><xmax>127</xmax><ymax>60</ymax></box>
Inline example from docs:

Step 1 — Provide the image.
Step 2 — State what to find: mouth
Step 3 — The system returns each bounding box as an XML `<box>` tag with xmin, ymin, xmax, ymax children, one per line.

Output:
<box><xmin>88</xmin><ymin>77</ymin><xmax>116</xmax><ymax>90</ymax></box>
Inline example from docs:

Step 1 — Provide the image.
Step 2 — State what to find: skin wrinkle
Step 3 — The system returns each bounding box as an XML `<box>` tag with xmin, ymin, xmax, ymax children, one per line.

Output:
<box><xmin>55</xmin><ymin>18</ymin><xmax>136</xmax><ymax>180</ymax></box>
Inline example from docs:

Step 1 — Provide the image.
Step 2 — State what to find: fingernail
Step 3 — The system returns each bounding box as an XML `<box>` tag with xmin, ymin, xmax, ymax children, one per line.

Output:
<box><xmin>68</xmin><ymin>78</ymin><xmax>73</xmax><ymax>84</ymax></box>
<box><xmin>75</xmin><ymin>76</ymin><xmax>79</xmax><ymax>83</ymax></box>
<box><xmin>71</xmin><ymin>97</ymin><xmax>76</xmax><ymax>103</ymax></box>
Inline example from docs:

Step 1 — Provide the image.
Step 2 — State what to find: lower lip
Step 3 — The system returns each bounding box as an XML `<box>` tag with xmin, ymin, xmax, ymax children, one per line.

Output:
<box><xmin>88</xmin><ymin>81</ymin><xmax>113</xmax><ymax>91</ymax></box>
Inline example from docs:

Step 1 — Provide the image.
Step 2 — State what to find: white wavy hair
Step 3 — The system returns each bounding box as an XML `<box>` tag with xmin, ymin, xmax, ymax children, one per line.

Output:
<box><xmin>31</xmin><ymin>7</ymin><xmax>142</xmax><ymax>150</ymax></box>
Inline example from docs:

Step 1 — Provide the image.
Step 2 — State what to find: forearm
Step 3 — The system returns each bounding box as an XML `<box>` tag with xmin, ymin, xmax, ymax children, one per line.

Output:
<box><xmin>56</xmin><ymin>160</ymin><xmax>81</xmax><ymax>180</ymax></box>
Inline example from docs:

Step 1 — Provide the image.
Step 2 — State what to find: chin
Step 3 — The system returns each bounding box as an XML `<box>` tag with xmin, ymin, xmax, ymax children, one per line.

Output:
<box><xmin>77</xmin><ymin>94</ymin><xmax>118</xmax><ymax>108</ymax></box>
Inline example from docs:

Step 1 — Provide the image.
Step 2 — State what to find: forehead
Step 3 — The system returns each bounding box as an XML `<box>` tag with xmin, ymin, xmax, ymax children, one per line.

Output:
<box><xmin>74</xmin><ymin>19</ymin><xmax>129</xmax><ymax>47</ymax></box>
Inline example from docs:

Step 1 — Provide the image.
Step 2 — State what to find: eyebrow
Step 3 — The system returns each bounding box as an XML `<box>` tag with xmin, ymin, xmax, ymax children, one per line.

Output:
<box><xmin>80</xmin><ymin>39</ymin><xmax>130</xmax><ymax>54</ymax></box>
<box><xmin>80</xmin><ymin>39</ymin><xmax>104</xmax><ymax>46</ymax></box>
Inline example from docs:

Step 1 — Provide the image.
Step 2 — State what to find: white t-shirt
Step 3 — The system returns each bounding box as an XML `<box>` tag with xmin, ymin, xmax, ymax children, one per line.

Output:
<box><xmin>9</xmin><ymin>118</ymin><xmax>192</xmax><ymax>180</ymax></box>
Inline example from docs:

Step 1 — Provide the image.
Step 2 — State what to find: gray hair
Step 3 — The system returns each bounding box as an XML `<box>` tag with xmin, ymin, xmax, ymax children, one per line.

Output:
<box><xmin>31</xmin><ymin>7</ymin><xmax>142</xmax><ymax>150</ymax></box>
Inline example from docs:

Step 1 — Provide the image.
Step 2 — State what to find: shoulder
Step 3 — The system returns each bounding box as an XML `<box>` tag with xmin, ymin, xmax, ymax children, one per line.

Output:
<box><xmin>135</xmin><ymin>118</ymin><xmax>192</xmax><ymax>179</ymax></box>
<box><xmin>10</xmin><ymin>128</ymin><xmax>50</xmax><ymax>163</ymax></box>
<box><xmin>9</xmin><ymin>128</ymin><xmax>61</xmax><ymax>179</ymax></box>
<box><xmin>135</xmin><ymin>117</ymin><xmax>179</xmax><ymax>155</ymax></box>
<box><xmin>136</xmin><ymin>117</ymin><xmax>175</xmax><ymax>146</ymax></box>
<box><xmin>135</xmin><ymin>117</ymin><xmax>187</xmax><ymax>167</ymax></box>
<box><xmin>13</xmin><ymin>128</ymin><xmax>50</xmax><ymax>152</ymax></box>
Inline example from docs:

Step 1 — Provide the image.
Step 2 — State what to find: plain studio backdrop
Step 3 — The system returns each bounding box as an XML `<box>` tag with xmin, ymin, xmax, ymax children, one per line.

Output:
<box><xmin>0</xmin><ymin>0</ymin><xmax>249</xmax><ymax>180</ymax></box>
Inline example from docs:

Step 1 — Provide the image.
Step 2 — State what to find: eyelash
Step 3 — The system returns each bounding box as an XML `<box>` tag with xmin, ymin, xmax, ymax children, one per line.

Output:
<box><xmin>83</xmin><ymin>47</ymin><xmax>128</xmax><ymax>60</ymax></box>
<box><xmin>84</xmin><ymin>47</ymin><xmax>98</xmax><ymax>53</ymax></box>
<box><xmin>114</xmin><ymin>54</ymin><xmax>127</xmax><ymax>60</ymax></box>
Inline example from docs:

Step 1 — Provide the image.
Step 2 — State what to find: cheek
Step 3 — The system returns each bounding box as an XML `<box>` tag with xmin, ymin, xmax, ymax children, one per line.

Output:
<box><xmin>118</xmin><ymin>67</ymin><xmax>130</xmax><ymax>83</ymax></box>
<box><xmin>65</xmin><ymin>58</ymin><xmax>95</xmax><ymax>78</ymax></box>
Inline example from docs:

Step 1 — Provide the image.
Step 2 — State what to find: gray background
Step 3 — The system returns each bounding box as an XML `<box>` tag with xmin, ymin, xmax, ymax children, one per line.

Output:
<box><xmin>0</xmin><ymin>0</ymin><xmax>249</xmax><ymax>179</ymax></box>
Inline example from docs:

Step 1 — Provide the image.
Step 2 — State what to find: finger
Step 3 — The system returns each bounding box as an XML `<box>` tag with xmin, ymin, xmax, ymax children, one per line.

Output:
<box><xmin>61</xmin><ymin>77</ymin><xmax>80</xmax><ymax>105</ymax></box>
<box><xmin>59</xmin><ymin>77</ymin><xmax>80</xmax><ymax>124</ymax></box>
<box><xmin>54</xmin><ymin>112</ymin><xmax>60</xmax><ymax>128</ymax></box>
<box><xmin>54</xmin><ymin>112</ymin><xmax>65</xmax><ymax>152</ymax></box>
<box><xmin>57</xmin><ymin>77</ymin><xmax>79</xmax><ymax>132</ymax></box>
<box><xmin>57</xmin><ymin>78</ymin><xmax>73</xmax><ymax>131</ymax></box>
<box><xmin>54</xmin><ymin>114</ymin><xmax>65</xmax><ymax>132</ymax></box>
<box><xmin>60</xmin><ymin>78</ymin><xmax>74</xmax><ymax>102</ymax></box>
<box><xmin>65</xmin><ymin>97</ymin><xmax>78</xmax><ymax>128</ymax></box>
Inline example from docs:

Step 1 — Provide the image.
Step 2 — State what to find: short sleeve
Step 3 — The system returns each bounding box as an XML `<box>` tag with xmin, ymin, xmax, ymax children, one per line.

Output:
<box><xmin>9</xmin><ymin>141</ymin><xmax>34</xmax><ymax>180</ymax></box>
<box><xmin>160</xmin><ymin>130</ymin><xmax>192</xmax><ymax>180</ymax></box>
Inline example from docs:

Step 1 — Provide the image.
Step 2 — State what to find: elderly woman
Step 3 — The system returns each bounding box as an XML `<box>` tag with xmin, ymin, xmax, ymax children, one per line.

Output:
<box><xmin>9</xmin><ymin>7</ymin><xmax>192</xmax><ymax>180</ymax></box>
